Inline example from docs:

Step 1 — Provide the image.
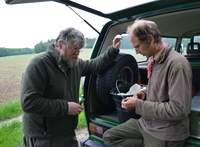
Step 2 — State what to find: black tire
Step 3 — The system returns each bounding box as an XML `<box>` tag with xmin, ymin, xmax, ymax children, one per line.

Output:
<box><xmin>96</xmin><ymin>53</ymin><xmax>138</xmax><ymax>111</ymax></box>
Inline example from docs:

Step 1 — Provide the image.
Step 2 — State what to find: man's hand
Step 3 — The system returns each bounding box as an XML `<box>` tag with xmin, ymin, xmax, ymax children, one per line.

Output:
<box><xmin>112</xmin><ymin>35</ymin><xmax>123</xmax><ymax>50</ymax></box>
<box><xmin>121</xmin><ymin>96</ymin><xmax>137</xmax><ymax>110</ymax></box>
<box><xmin>67</xmin><ymin>102</ymin><xmax>84</xmax><ymax>115</ymax></box>
<box><xmin>121</xmin><ymin>91</ymin><xmax>146</xmax><ymax>110</ymax></box>
<box><xmin>134</xmin><ymin>91</ymin><xmax>146</xmax><ymax>100</ymax></box>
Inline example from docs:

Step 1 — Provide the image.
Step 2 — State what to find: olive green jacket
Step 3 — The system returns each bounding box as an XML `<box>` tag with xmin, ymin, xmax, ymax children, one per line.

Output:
<box><xmin>20</xmin><ymin>44</ymin><xmax>119</xmax><ymax>138</ymax></box>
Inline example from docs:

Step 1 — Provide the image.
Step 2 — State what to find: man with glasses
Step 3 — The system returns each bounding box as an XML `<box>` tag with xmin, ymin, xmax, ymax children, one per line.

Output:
<box><xmin>20</xmin><ymin>27</ymin><xmax>122</xmax><ymax>147</ymax></box>
<box><xmin>103</xmin><ymin>19</ymin><xmax>192</xmax><ymax>147</ymax></box>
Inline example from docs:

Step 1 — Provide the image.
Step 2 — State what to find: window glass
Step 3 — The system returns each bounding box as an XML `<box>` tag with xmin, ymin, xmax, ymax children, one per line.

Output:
<box><xmin>119</xmin><ymin>35</ymin><xmax>177</xmax><ymax>62</ymax></box>
<box><xmin>162</xmin><ymin>37</ymin><xmax>176</xmax><ymax>50</ymax></box>
<box><xmin>194</xmin><ymin>36</ymin><xmax>200</xmax><ymax>42</ymax></box>
<box><xmin>119</xmin><ymin>34</ymin><xmax>147</xmax><ymax>62</ymax></box>
<box><xmin>181</xmin><ymin>37</ymin><xmax>193</xmax><ymax>55</ymax></box>
<box><xmin>181</xmin><ymin>36</ymin><xmax>200</xmax><ymax>55</ymax></box>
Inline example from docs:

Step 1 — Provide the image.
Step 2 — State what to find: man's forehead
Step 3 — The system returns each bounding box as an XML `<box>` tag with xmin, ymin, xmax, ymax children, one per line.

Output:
<box><xmin>130</xmin><ymin>36</ymin><xmax>140</xmax><ymax>43</ymax></box>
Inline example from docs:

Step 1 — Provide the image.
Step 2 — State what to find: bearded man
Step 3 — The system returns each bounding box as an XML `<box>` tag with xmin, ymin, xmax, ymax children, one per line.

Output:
<box><xmin>20</xmin><ymin>27</ymin><xmax>121</xmax><ymax>147</ymax></box>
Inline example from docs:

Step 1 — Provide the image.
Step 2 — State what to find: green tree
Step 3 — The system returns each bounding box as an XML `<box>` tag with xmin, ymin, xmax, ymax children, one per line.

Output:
<box><xmin>85</xmin><ymin>38</ymin><xmax>96</xmax><ymax>48</ymax></box>
<box><xmin>0</xmin><ymin>47</ymin><xmax>34</xmax><ymax>57</ymax></box>
<box><xmin>0</xmin><ymin>48</ymin><xmax>9</xmax><ymax>57</ymax></box>
<box><xmin>34</xmin><ymin>41</ymin><xmax>47</xmax><ymax>53</ymax></box>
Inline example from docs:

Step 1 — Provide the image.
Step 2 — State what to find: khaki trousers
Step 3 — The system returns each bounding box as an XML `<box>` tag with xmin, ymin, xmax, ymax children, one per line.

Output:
<box><xmin>103</xmin><ymin>118</ymin><xmax>186</xmax><ymax>147</ymax></box>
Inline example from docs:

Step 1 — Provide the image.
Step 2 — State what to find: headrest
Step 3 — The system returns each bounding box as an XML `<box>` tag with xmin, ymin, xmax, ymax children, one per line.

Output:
<box><xmin>187</xmin><ymin>42</ymin><xmax>200</xmax><ymax>54</ymax></box>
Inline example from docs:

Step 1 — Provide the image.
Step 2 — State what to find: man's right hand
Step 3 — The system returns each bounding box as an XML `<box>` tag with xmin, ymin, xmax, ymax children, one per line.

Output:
<box><xmin>67</xmin><ymin>102</ymin><xmax>84</xmax><ymax>115</ymax></box>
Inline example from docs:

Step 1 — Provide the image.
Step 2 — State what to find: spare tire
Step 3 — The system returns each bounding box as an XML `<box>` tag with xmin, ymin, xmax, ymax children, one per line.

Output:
<box><xmin>96</xmin><ymin>53</ymin><xmax>138</xmax><ymax>111</ymax></box>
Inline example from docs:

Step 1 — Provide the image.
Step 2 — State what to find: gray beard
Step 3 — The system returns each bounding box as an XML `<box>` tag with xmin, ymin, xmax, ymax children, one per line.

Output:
<box><xmin>61</xmin><ymin>57</ymin><xmax>78</xmax><ymax>68</ymax></box>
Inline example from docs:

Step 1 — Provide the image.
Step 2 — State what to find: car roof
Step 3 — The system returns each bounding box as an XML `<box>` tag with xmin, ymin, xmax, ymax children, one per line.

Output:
<box><xmin>5</xmin><ymin>0</ymin><xmax>199</xmax><ymax>21</ymax></box>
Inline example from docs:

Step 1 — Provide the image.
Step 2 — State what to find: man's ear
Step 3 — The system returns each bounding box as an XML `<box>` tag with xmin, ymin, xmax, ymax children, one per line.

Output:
<box><xmin>147</xmin><ymin>34</ymin><xmax>154</xmax><ymax>44</ymax></box>
<box><xmin>58</xmin><ymin>40</ymin><xmax>63</xmax><ymax>47</ymax></box>
<box><xmin>55</xmin><ymin>40</ymin><xmax>63</xmax><ymax>53</ymax></box>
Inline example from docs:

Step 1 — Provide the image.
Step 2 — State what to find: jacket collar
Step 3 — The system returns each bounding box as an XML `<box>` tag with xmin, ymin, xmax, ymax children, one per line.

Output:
<box><xmin>46</xmin><ymin>44</ymin><xmax>66</xmax><ymax>70</ymax></box>
<box><xmin>154</xmin><ymin>44</ymin><xmax>172</xmax><ymax>64</ymax></box>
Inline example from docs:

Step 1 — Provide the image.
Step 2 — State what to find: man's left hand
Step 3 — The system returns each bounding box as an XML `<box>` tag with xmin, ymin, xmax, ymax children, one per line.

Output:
<box><xmin>112</xmin><ymin>35</ymin><xmax>123</xmax><ymax>50</ymax></box>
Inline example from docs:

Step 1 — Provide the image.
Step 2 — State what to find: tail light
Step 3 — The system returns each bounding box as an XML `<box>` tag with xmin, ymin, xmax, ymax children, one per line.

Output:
<box><xmin>89</xmin><ymin>123</ymin><xmax>108</xmax><ymax>138</ymax></box>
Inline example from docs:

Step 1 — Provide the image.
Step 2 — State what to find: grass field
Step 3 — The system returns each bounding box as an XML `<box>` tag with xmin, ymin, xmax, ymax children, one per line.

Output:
<box><xmin>0</xmin><ymin>54</ymin><xmax>36</xmax><ymax>106</ymax></box>
<box><xmin>0</xmin><ymin>49</ymin><xmax>92</xmax><ymax>107</ymax></box>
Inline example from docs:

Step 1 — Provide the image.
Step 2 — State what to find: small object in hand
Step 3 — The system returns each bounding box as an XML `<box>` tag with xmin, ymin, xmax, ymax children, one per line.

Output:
<box><xmin>122</xmin><ymin>99</ymin><xmax>127</xmax><ymax>102</ymax></box>
<box><xmin>79</xmin><ymin>98</ymin><xmax>85</xmax><ymax>105</ymax></box>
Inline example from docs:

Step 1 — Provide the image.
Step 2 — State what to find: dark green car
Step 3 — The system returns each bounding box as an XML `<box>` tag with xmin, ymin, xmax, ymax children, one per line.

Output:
<box><xmin>5</xmin><ymin>0</ymin><xmax>200</xmax><ymax>146</ymax></box>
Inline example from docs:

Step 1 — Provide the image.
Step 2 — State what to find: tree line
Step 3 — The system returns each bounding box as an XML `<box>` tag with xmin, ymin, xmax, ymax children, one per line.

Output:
<box><xmin>2</xmin><ymin>35</ymin><xmax>192</xmax><ymax>57</ymax></box>
<box><xmin>0</xmin><ymin>38</ymin><xmax>96</xmax><ymax>57</ymax></box>
<box><xmin>0</xmin><ymin>47</ymin><xmax>34</xmax><ymax>57</ymax></box>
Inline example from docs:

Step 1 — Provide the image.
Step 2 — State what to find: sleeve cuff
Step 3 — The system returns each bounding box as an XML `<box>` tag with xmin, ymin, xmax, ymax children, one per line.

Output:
<box><xmin>67</xmin><ymin>102</ymin><xmax>70</xmax><ymax>113</ymax></box>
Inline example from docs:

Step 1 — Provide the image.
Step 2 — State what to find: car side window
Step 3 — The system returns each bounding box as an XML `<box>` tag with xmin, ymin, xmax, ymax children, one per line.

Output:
<box><xmin>119</xmin><ymin>34</ymin><xmax>147</xmax><ymax>62</ymax></box>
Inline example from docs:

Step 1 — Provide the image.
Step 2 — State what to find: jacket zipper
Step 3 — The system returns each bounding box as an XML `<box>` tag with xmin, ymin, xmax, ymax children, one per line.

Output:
<box><xmin>43</xmin><ymin>117</ymin><xmax>47</xmax><ymax>137</ymax></box>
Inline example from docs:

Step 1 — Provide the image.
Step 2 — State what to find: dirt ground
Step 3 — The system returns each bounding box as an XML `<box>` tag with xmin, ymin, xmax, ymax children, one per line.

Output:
<box><xmin>76</xmin><ymin>127</ymin><xmax>89</xmax><ymax>145</ymax></box>
<box><xmin>0</xmin><ymin>55</ymin><xmax>29</xmax><ymax>106</ymax></box>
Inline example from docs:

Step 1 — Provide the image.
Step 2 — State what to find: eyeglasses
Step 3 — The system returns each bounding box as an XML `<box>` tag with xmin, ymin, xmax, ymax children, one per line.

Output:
<box><xmin>69</xmin><ymin>46</ymin><xmax>83</xmax><ymax>53</ymax></box>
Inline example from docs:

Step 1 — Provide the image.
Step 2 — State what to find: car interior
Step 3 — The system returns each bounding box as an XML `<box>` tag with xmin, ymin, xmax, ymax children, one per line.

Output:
<box><xmin>87</xmin><ymin>6</ymin><xmax>200</xmax><ymax>123</ymax></box>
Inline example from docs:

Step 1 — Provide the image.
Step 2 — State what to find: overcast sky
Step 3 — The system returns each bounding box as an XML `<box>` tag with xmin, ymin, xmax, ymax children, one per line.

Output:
<box><xmin>0</xmin><ymin>0</ymin><xmax>153</xmax><ymax>48</ymax></box>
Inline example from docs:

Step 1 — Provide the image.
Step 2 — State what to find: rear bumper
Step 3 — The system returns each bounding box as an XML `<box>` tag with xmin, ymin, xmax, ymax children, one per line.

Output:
<box><xmin>80</xmin><ymin>136</ymin><xmax>200</xmax><ymax>147</ymax></box>
<box><xmin>80</xmin><ymin>137</ymin><xmax>106</xmax><ymax>147</ymax></box>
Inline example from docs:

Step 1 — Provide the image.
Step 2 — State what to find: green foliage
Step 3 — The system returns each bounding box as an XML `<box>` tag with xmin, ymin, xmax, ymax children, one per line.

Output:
<box><xmin>77</xmin><ymin>110</ymin><xmax>87</xmax><ymax>129</ymax></box>
<box><xmin>0</xmin><ymin>121</ymin><xmax>23</xmax><ymax>147</ymax></box>
<box><xmin>79</xmin><ymin>84</ymin><xmax>84</xmax><ymax>97</ymax></box>
<box><xmin>0</xmin><ymin>100</ymin><xmax>22</xmax><ymax>121</ymax></box>
<box><xmin>34</xmin><ymin>39</ymin><xmax>55</xmax><ymax>53</ymax></box>
<box><xmin>34</xmin><ymin>42</ymin><xmax>46</xmax><ymax>53</ymax></box>
<box><xmin>0</xmin><ymin>48</ymin><xmax>34</xmax><ymax>57</ymax></box>
<box><xmin>33</xmin><ymin>38</ymin><xmax>96</xmax><ymax>53</ymax></box>
<box><xmin>0</xmin><ymin>99</ymin><xmax>86</xmax><ymax>147</ymax></box>
<box><xmin>0</xmin><ymin>118</ymin><xmax>86</xmax><ymax>147</ymax></box>
<box><xmin>0</xmin><ymin>38</ymin><xmax>95</xmax><ymax>56</ymax></box>
<box><xmin>85</xmin><ymin>38</ymin><xmax>96</xmax><ymax>48</ymax></box>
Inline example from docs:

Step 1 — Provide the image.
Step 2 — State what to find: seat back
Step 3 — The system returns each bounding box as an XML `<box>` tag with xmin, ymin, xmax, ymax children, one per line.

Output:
<box><xmin>186</xmin><ymin>42</ymin><xmax>200</xmax><ymax>56</ymax></box>
<box><xmin>184</xmin><ymin>43</ymin><xmax>200</xmax><ymax>91</ymax></box>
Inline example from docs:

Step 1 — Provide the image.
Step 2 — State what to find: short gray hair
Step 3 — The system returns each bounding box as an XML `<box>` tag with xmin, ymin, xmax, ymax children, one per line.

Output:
<box><xmin>55</xmin><ymin>27</ymin><xmax>85</xmax><ymax>48</ymax></box>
